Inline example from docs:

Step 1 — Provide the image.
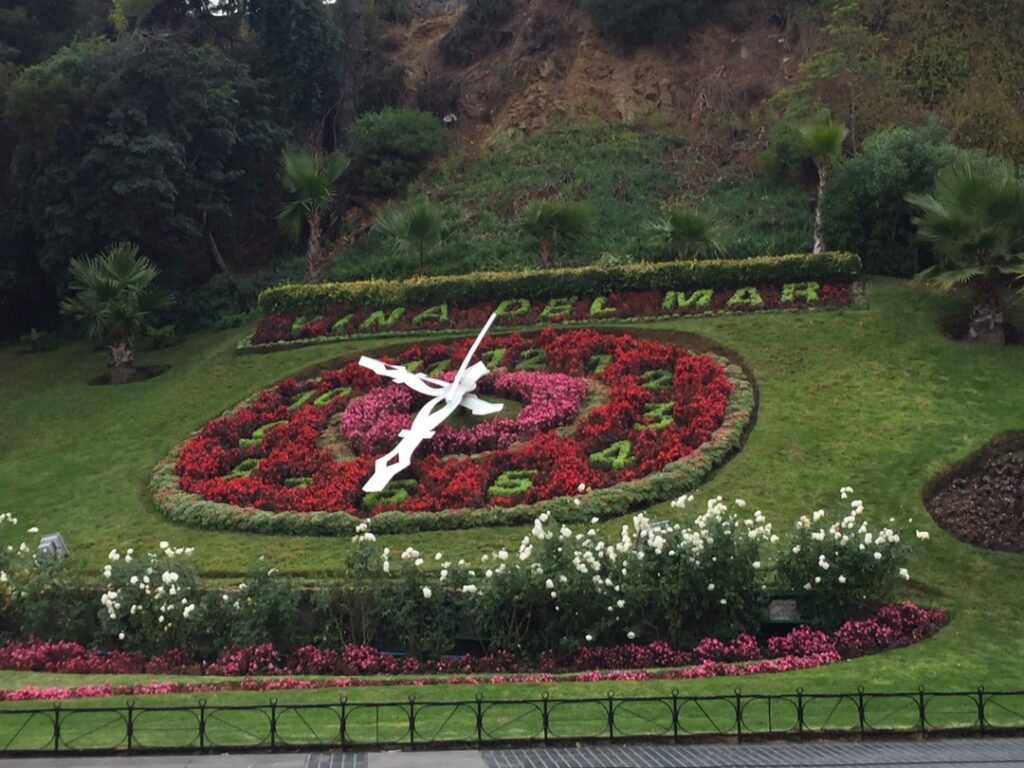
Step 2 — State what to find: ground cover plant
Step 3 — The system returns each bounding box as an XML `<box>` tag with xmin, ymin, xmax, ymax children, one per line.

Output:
<box><xmin>1</xmin><ymin>280</ymin><xmax>1024</xmax><ymax>708</ymax></box>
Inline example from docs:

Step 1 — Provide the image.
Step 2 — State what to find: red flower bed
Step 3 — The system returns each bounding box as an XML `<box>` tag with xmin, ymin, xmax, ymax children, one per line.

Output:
<box><xmin>0</xmin><ymin>603</ymin><xmax>948</xmax><ymax>700</ymax></box>
<box><xmin>172</xmin><ymin>330</ymin><xmax>734</xmax><ymax>519</ymax></box>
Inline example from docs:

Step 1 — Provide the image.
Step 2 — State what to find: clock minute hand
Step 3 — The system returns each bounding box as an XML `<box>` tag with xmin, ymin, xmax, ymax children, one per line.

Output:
<box><xmin>446</xmin><ymin>312</ymin><xmax>498</xmax><ymax>404</ymax></box>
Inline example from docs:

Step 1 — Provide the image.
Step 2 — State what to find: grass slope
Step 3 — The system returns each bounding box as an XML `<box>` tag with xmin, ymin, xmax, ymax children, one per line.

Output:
<box><xmin>0</xmin><ymin>278</ymin><xmax>1023</xmax><ymax>704</ymax></box>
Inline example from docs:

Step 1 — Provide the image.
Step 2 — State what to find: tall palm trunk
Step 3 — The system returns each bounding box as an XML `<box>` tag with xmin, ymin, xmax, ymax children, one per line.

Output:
<box><xmin>970</xmin><ymin>280</ymin><xmax>1005</xmax><ymax>344</ymax></box>
<box><xmin>305</xmin><ymin>209</ymin><xmax>326</xmax><ymax>284</ymax></box>
<box><xmin>108</xmin><ymin>338</ymin><xmax>135</xmax><ymax>385</ymax></box>
<box><xmin>539</xmin><ymin>239</ymin><xmax>553</xmax><ymax>269</ymax></box>
<box><xmin>813</xmin><ymin>165</ymin><xmax>829</xmax><ymax>254</ymax></box>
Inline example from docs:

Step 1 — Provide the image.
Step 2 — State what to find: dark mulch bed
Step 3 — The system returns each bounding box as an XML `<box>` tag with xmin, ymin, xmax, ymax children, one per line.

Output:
<box><xmin>938</xmin><ymin>314</ymin><xmax>1021</xmax><ymax>345</ymax></box>
<box><xmin>925</xmin><ymin>434</ymin><xmax>1024</xmax><ymax>553</ymax></box>
<box><xmin>89</xmin><ymin>365</ymin><xmax>170</xmax><ymax>386</ymax></box>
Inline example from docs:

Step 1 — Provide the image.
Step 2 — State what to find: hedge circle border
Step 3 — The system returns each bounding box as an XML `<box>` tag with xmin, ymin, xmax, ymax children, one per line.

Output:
<box><xmin>150</xmin><ymin>328</ymin><xmax>758</xmax><ymax>537</ymax></box>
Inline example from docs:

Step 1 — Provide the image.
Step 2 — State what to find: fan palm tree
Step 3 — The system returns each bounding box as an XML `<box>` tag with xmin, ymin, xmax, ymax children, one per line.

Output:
<box><xmin>60</xmin><ymin>242</ymin><xmax>173</xmax><ymax>384</ymax></box>
<box><xmin>801</xmin><ymin>117</ymin><xmax>848</xmax><ymax>254</ymax></box>
<box><xmin>907</xmin><ymin>162</ymin><xmax>1024</xmax><ymax>344</ymax></box>
<box><xmin>277</xmin><ymin>147</ymin><xmax>350</xmax><ymax>284</ymax></box>
<box><xmin>520</xmin><ymin>201</ymin><xmax>592</xmax><ymax>268</ymax></box>
<box><xmin>645</xmin><ymin>210</ymin><xmax>725</xmax><ymax>261</ymax></box>
<box><xmin>375</xmin><ymin>198</ymin><xmax>446</xmax><ymax>272</ymax></box>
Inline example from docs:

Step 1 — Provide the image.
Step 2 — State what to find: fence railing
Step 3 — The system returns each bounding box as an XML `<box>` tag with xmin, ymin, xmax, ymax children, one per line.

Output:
<box><xmin>1</xmin><ymin>688</ymin><xmax>1023</xmax><ymax>755</ymax></box>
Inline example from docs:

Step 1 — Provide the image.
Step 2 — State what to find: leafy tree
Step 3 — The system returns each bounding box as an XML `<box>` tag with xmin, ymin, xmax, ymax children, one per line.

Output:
<box><xmin>349</xmin><ymin>109</ymin><xmax>446</xmax><ymax>197</ymax></box>
<box><xmin>60</xmin><ymin>243</ymin><xmax>173</xmax><ymax>384</ymax></box>
<box><xmin>907</xmin><ymin>162</ymin><xmax>1024</xmax><ymax>345</ymax></box>
<box><xmin>520</xmin><ymin>201</ymin><xmax>592</xmax><ymax>268</ymax></box>
<box><xmin>581</xmin><ymin>0</ymin><xmax>706</xmax><ymax>44</ymax></box>
<box><xmin>800</xmin><ymin>117</ymin><xmax>848</xmax><ymax>254</ymax></box>
<box><xmin>823</xmin><ymin>120</ymin><xmax>978</xmax><ymax>276</ymax></box>
<box><xmin>375</xmin><ymin>198</ymin><xmax>447</xmax><ymax>271</ymax></box>
<box><xmin>5</xmin><ymin>36</ymin><xmax>282</xmax><ymax>288</ymax></box>
<box><xmin>277</xmin><ymin>147</ymin><xmax>350</xmax><ymax>283</ymax></box>
<box><xmin>248</xmin><ymin>0</ymin><xmax>341</xmax><ymax>133</ymax></box>
<box><xmin>644</xmin><ymin>210</ymin><xmax>724</xmax><ymax>261</ymax></box>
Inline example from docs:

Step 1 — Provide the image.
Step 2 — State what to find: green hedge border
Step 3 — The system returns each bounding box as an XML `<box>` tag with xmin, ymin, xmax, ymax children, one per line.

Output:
<box><xmin>151</xmin><ymin>329</ymin><xmax>757</xmax><ymax>537</ymax></box>
<box><xmin>257</xmin><ymin>252</ymin><xmax>862</xmax><ymax>315</ymax></box>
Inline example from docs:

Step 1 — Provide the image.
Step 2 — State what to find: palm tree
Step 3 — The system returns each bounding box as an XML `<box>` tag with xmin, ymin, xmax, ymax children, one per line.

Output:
<box><xmin>60</xmin><ymin>242</ymin><xmax>173</xmax><ymax>384</ymax></box>
<box><xmin>907</xmin><ymin>162</ymin><xmax>1024</xmax><ymax>345</ymax></box>
<box><xmin>277</xmin><ymin>147</ymin><xmax>350</xmax><ymax>284</ymax></box>
<box><xmin>801</xmin><ymin>117</ymin><xmax>848</xmax><ymax>254</ymax></box>
<box><xmin>375</xmin><ymin>198</ymin><xmax>446</xmax><ymax>272</ymax></box>
<box><xmin>520</xmin><ymin>201</ymin><xmax>592</xmax><ymax>268</ymax></box>
<box><xmin>645</xmin><ymin>210</ymin><xmax>725</xmax><ymax>261</ymax></box>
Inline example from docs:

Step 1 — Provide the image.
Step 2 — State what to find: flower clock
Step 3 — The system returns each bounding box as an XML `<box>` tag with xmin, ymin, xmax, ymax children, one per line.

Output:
<box><xmin>153</xmin><ymin>328</ymin><xmax>756</xmax><ymax>535</ymax></box>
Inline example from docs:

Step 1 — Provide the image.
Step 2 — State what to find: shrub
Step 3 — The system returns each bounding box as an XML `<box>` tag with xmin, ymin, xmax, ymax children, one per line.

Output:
<box><xmin>822</xmin><ymin>120</ymin><xmax>981</xmax><ymax>276</ymax></box>
<box><xmin>520</xmin><ymin>200</ymin><xmax>593</xmax><ymax>267</ymax></box>
<box><xmin>349</xmin><ymin>109</ymin><xmax>447</xmax><ymax>197</ymax></box>
<box><xmin>258</xmin><ymin>252</ymin><xmax>863</xmax><ymax>315</ymax></box>
<box><xmin>439</xmin><ymin>0</ymin><xmax>516</xmax><ymax>66</ymax></box>
<box><xmin>644</xmin><ymin>210</ymin><xmax>724</xmax><ymax>261</ymax></box>
<box><xmin>775</xmin><ymin>488</ymin><xmax>917</xmax><ymax>627</ymax></box>
<box><xmin>222</xmin><ymin>561</ymin><xmax>305</xmax><ymax>651</ymax></box>
<box><xmin>97</xmin><ymin>543</ymin><xmax>202</xmax><ymax>655</ymax></box>
<box><xmin>582</xmin><ymin>0</ymin><xmax>706</xmax><ymax>43</ymax></box>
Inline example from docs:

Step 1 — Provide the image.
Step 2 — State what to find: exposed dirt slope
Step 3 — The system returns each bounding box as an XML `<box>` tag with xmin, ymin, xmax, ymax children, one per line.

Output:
<box><xmin>385</xmin><ymin>1</ymin><xmax>812</xmax><ymax>165</ymax></box>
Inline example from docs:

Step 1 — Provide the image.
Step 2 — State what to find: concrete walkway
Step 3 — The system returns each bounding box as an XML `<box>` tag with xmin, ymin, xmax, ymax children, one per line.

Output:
<box><xmin>5</xmin><ymin>738</ymin><xmax>1024</xmax><ymax>768</ymax></box>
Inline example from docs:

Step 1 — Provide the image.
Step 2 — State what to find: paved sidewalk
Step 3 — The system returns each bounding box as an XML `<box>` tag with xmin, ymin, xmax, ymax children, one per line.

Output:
<box><xmin>4</xmin><ymin>738</ymin><xmax>1024</xmax><ymax>767</ymax></box>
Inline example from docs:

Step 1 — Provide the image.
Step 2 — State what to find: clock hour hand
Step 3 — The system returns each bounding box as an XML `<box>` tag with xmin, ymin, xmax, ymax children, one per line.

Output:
<box><xmin>358</xmin><ymin>357</ymin><xmax>446</xmax><ymax>398</ymax></box>
<box><xmin>362</xmin><ymin>395</ymin><xmax>463</xmax><ymax>493</ymax></box>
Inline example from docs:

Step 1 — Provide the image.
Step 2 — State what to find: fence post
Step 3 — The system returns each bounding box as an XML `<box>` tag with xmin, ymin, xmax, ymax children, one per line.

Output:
<box><xmin>475</xmin><ymin>694</ymin><xmax>484</xmax><ymax>749</ymax></box>
<box><xmin>339</xmin><ymin>697</ymin><xmax>348</xmax><ymax>750</ymax></box>
<box><xmin>408</xmin><ymin>696</ymin><xmax>416</xmax><ymax>750</ymax></box>
<box><xmin>734</xmin><ymin>689</ymin><xmax>743</xmax><ymax>743</ymax></box>
<box><xmin>607</xmin><ymin>692</ymin><xmax>615</xmax><ymax>742</ymax></box>
<box><xmin>796</xmin><ymin>688</ymin><xmax>804</xmax><ymax>740</ymax></box>
<box><xmin>198</xmin><ymin>699</ymin><xmax>207</xmax><ymax>752</ymax></box>
<box><xmin>126</xmin><ymin>700</ymin><xmax>134</xmax><ymax>754</ymax></box>
<box><xmin>671</xmin><ymin>690</ymin><xmax>680</xmax><ymax>743</ymax></box>
<box><xmin>270</xmin><ymin>698</ymin><xmax>278</xmax><ymax>750</ymax></box>
<box><xmin>977</xmin><ymin>687</ymin><xmax>986</xmax><ymax>736</ymax></box>
<box><xmin>918</xmin><ymin>687</ymin><xmax>927</xmax><ymax>734</ymax></box>
<box><xmin>52</xmin><ymin>704</ymin><xmax>61</xmax><ymax>755</ymax></box>
<box><xmin>541</xmin><ymin>693</ymin><xmax>550</xmax><ymax>745</ymax></box>
<box><xmin>857</xmin><ymin>687</ymin><xmax>866</xmax><ymax>740</ymax></box>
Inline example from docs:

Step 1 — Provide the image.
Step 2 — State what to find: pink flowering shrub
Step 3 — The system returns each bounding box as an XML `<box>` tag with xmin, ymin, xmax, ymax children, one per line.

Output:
<box><xmin>0</xmin><ymin>603</ymin><xmax>947</xmax><ymax>701</ymax></box>
<box><xmin>834</xmin><ymin>601</ymin><xmax>948</xmax><ymax>658</ymax></box>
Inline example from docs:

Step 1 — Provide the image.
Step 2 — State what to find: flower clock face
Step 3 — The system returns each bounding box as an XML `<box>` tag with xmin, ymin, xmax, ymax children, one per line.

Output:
<box><xmin>159</xmin><ymin>329</ymin><xmax>755</xmax><ymax>534</ymax></box>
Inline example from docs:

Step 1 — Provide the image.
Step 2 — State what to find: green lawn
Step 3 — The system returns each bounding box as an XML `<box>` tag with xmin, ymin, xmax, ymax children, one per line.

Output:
<box><xmin>1</xmin><ymin>278</ymin><xmax>1023</xmax><ymax>707</ymax></box>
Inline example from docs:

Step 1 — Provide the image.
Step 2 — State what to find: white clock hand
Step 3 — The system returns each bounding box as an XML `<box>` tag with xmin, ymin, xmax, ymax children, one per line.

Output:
<box><xmin>447</xmin><ymin>313</ymin><xmax>498</xmax><ymax>403</ymax></box>
<box><xmin>362</xmin><ymin>394</ymin><xmax>464</xmax><ymax>493</ymax></box>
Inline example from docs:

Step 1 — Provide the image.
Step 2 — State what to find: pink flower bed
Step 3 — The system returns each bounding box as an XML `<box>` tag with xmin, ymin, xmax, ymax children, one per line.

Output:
<box><xmin>340</xmin><ymin>371</ymin><xmax>589</xmax><ymax>456</ymax></box>
<box><xmin>0</xmin><ymin>603</ymin><xmax>947</xmax><ymax>701</ymax></box>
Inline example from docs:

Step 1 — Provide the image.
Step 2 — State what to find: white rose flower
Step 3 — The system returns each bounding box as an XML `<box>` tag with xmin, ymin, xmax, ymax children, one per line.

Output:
<box><xmin>422</xmin><ymin>586</ymin><xmax>432</xmax><ymax>599</ymax></box>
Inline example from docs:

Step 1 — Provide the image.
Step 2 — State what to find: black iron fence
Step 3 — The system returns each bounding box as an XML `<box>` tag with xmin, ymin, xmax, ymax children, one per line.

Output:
<box><xmin>1</xmin><ymin>688</ymin><xmax>1023</xmax><ymax>755</ymax></box>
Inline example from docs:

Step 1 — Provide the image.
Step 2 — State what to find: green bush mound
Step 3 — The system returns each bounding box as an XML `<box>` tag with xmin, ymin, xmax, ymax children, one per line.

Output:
<box><xmin>259</xmin><ymin>252</ymin><xmax>862</xmax><ymax>315</ymax></box>
<box><xmin>349</xmin><ymin>109</ymin><xmax>447</xmax><ymax>198</ymax></box>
